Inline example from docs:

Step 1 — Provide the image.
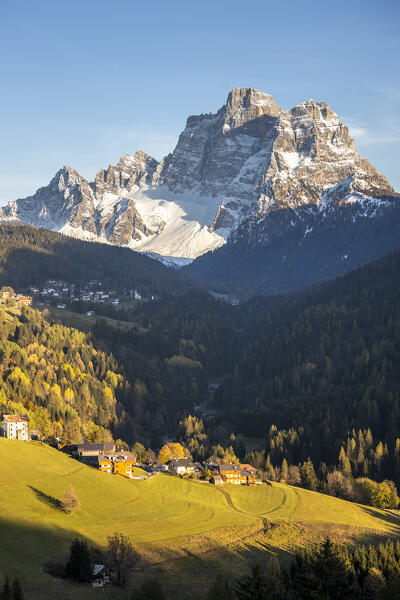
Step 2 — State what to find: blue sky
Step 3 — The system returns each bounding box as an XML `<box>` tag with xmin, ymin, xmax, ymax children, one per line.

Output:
<box><xmin>0</xmin><ymin>0</ymin><xmax>399</xmax><ymax>204</ymax></box>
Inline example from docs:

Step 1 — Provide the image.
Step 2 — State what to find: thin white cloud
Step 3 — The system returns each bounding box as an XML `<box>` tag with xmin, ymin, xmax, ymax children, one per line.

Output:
<box><xmin>346</xmin><ymin>118</ymin><xmax>400</xmax><ymax>147</ymax></box>
<box><xmin>81</xmin><ymin>125</ymin><xmax>178</xmax><ymax>162</ymax></box>
<box><xmin>348</xmin><ymin>126</ymin><xmax>369</xmax><ymax>138</ymax></box>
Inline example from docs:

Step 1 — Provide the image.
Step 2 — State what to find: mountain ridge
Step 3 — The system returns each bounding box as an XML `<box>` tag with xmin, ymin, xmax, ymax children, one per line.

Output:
<box><xmin>1</xmin><ymin>88</ymin><xmax>398</xmax><ymax>269</ymax></box>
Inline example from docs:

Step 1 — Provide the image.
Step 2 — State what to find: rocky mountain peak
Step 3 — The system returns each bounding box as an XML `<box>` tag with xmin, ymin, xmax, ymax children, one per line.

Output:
<box><xmin>2</xmin><ymin>87</ymin><xmax>398</xmax><ymax>262</ymax></box>
<box><xmin>226</xmin><ymin>87</ymin><xmax>280</xmax><ymax>112</ymax></box>
<box><xmin>114</xmin><ymin>151</ymin><xmax>158</xmax><ymax>173</ymax></box>
<box><xmin>222</xmin><ymin>88</ymin><xmax>281</xmax><ymax>133</ymax></box>
<box><xmin>51</xmin><ymin>165</ymin><xmax>85</xmax><ymax>192</ymax></box>
<box><xmin>115</xmin><ymin>153</ymin><xmax>137</xmax><ymax>170</ymax></box>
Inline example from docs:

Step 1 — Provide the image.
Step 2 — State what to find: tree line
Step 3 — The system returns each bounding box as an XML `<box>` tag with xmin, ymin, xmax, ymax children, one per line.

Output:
<box><xmin>207</xmin><ymin>537</ymin><xmax>400</xmax><ymax>600</ymax></box>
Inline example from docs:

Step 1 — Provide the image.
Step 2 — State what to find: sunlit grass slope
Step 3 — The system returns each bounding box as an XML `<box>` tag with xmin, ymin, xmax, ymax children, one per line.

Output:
<box><xmin>1</xmin><ymin>438</ymin><xmax>400</xmax><ymax>598</ymax></box>
<box><xmin>227</xmin><ymin>483</ymin><xmax>400</xmax><ymax>531</ymax></box>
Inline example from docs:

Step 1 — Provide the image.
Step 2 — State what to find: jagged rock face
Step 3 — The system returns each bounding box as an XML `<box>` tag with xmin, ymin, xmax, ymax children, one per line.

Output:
<box><xmin>158</xmin><ymin>88</ymin><xmax>281</xmax><ymax>197</ymax></box>
<box><xmin>4</xmin><ymin>166</ymin><xmax>98</xmax><ymax>234</ymax></box>
<box><xmin>251</xmin><ymin>100</ymin><xmax>392</xmax><ymax>219</ymax></box>
<box><xmin>93</xmin><ymin>152</ymin><xmax>159</xmax><ymax>198</ymax></box>
<box><xmin>1</xmin><ymin>88</ymin><xmax>397</xmax><ymax>261</ymax></box>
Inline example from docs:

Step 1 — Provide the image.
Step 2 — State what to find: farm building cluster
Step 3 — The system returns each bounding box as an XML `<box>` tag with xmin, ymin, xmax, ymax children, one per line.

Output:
<box><xmin>1</xmin><ymin>420</ymin><xmax>262</xmax><ymax>486</ymax></box>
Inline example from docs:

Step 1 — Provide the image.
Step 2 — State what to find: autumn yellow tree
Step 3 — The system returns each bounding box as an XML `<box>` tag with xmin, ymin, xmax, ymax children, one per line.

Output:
<box><xmin>168</xmin><ymin>442</ymin><xmax>185</xmax><ymax>459</ymax></box>
<box><xmin>158</xmin><ymin>442</ymin><xmax>186</xmax><ymax>464</ymax></box>
<box><xmin>158</xmin><ymin>445</ymin><xmax>172</xmax><ymax>464</ymax></box>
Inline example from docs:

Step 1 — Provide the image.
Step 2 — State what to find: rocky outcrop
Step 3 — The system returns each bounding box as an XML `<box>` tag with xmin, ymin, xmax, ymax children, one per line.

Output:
<box><xmin>157</xmin><ymin>88</ymin><xmax>282</xmax><ymax>198</ymax></box>
<box><xmin>93</xmin><ymin>151</ymin><xmax>159</xmax><ymax>198</ymax></box>
<box><xmin>4</xmin><ymin>166</ymin><xmax>97</xmax><ymax>234</ymax></box>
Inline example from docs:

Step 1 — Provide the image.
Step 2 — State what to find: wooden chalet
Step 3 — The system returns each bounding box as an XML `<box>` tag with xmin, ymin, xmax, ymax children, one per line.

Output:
<box><xmin>98</xmin><ymin>452</ymin><xmax>136</xmax><ymax>478</ymax></box>
<box><xmin>217</xmin><ymin>464</ymin><xmax>256</xmax><ymax>485</ymax></box>
<box><xmin>74</xmin><ymin>441</ymin><xmax>115</xmax><ymax>459</ymax></box>
<box><xmin>92</xmin><ymin>564</ymin><xmax>110</xmax><ymax>587</ymax></box>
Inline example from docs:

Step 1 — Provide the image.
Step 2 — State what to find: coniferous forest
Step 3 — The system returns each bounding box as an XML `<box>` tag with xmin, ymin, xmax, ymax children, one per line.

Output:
<box><xmin>0</xmin><ymin>224</ymin><xmax>189</xmax><ymax>296</ymax></box>
<box><xmin>214</xmin><ymin>251</ymin><xmax>400</xmax><ymax>489</ymax></box>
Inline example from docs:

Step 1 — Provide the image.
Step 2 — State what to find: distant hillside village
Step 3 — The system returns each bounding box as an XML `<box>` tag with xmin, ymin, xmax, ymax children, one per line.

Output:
<box><xmin>1</xmin><ymin>415</ymin><xmax>261</xmax><ymax>486</ymax></box>
<box><xmin>0</xmin><ymin>281</ymin><xmax>159</xmax><ymax>316</ymax></box>
<box><xmin>0</xmin><ymin>288</ymin><xmax>32</xmax><ymax>306</ymax></box>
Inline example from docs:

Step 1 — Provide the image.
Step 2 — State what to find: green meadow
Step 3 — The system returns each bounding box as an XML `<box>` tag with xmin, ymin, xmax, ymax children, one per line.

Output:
<box><xmin>42</xmin><ymin>306</ymin><xmax>136</xmax><ymax>332</ymax></box>
<box><xmin>1</xmin><ymin>438</ymin><xmax>399</xmax><ymax>599</ymax></box>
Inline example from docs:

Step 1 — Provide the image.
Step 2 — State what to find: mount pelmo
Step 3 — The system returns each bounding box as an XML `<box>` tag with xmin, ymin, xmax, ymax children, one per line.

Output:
<box><xmin>2</xmin><ymin>88</ymin><xmax>399</xmax><ymax>287</ymax></box>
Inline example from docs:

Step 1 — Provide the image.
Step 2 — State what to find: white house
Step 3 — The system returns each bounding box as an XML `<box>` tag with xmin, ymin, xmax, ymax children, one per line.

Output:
<box><xmin>168</xmin><ymin>458</ymin><xmax>196</xmax><ymax>476</ymax></box>
<box><xmin>2</xmin><ymin>415</ymin><xmax>29</xmax><ymax>440</ymax></box>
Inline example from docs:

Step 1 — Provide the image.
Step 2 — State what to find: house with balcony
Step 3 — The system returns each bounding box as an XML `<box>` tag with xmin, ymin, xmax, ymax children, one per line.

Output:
<box><xmin>217</xmin><ymin>464</ymin><xmax>257</xmax><ymax>485</ymax></box>
<box><xmin>98</xmin><ymin>452</ymin><xmax>136</xmax><ymax>478</ymax></box>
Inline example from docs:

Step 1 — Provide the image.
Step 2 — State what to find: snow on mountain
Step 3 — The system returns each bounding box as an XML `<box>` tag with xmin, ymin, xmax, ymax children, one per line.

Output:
<box><xmin>1</xmin><ymin>88</ymin><xmax>397</xmax><ymax>261</ymax></box>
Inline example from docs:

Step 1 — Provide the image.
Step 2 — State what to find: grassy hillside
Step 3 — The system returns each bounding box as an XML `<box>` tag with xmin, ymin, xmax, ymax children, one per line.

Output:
<box><xmin>44</xmin><ymin>306</ymin><xmax>138</xmax><ymax>332</ymax></box>
<box><xmin>1</xmin><ymin>439</ymin><xmax>400</xmax><ymax>599</ymax></box>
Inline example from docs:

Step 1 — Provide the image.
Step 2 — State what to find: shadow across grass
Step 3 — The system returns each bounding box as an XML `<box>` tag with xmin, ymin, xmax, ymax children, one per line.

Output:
<box><xmin>27</xmin><ymin>485</ymin><xmax>66</xmax><ymax>512</ymax></box>
<box><xmin>360</xmin><ymin>505</ymin><xmax>400</xmax><ymax>532</ymax></box>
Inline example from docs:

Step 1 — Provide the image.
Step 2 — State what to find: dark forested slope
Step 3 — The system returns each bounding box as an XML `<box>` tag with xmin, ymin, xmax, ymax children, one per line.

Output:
<box><xmin>185</xmin><ymin>202</ymin><xmax>400</xmax><ymax>296</ymax></box>
<box><xmin>0</xmin><ymin>224</ymin><xmax>190</xmax><ymax>296</ymax></box>
<box><xmin>215</xmin><ymin>250</ymin><xmax>400</xmax><ymax>469</ymax></box>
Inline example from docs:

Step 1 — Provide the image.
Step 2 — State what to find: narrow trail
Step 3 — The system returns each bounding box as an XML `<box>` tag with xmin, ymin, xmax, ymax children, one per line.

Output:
<box><xmin>259</xmin><ymin>489</ymin><xmax>288</xmax><ymax>516</ymax></box>
<box><xmin>213</xmin><ymin>485</ymin><xmax>275</xmax><ymax>533</ymax></box>
<box><xmin>214</xmin><ymin>486</ymin><xmax>247</xmax><ymax>514</ymax></box>
<box><xmin>213</xmin><ymin>480</ymin><xmax>300</xmax><ymax>522</ymax></box>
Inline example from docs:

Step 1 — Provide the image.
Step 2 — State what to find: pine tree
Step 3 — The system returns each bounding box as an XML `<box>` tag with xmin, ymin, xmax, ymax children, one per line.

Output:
<box><xmin>300</xmin><ymin>459</ymin><xmax>318</xmax><ymax>491</ymax></box>
<box><xmin>280</xmin><ymin>459</ymin><xmax>288</xmax><ymax>482</ymax></box>
<box><xmin>1</xmin><ymin>577</ymin><xmax>11</xmax><ymax>600</ymax></box>
<box><xmin>365</xmin><ymin>429</ymin><xmax>373</xmax><ymax>451</ymax></box>
<box><xmin>339</xmin><ymin>447</ymin><xmax>353</xmax><ymax>478</ymax></box>
<box><xmin>65</xmin><ymin>539</ymin><xmax>93</xmax><ymax>583</ymax></box>
<box><xmin>374</xmin><ymin>442</ymin><xmax>384</xmax><ymax>470</ymax></box>
<box><xmin>293</xmin><ymin>538</ymin><xmax>358</xmax><ymax>599</ymax></box>
<box><xmin>207</xmin><ymin>574</ymin><xmax>236</xmax><ymax>600</ymax></box>
<box><xmin>12</xmin><ymin>578</ymin><xmax>23</xmax><ymax>600</ymax></box>
<box><xmin>265</xmin><ymin>455</ymin><xmax>275</xmax><ymax>481</ymax></box>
